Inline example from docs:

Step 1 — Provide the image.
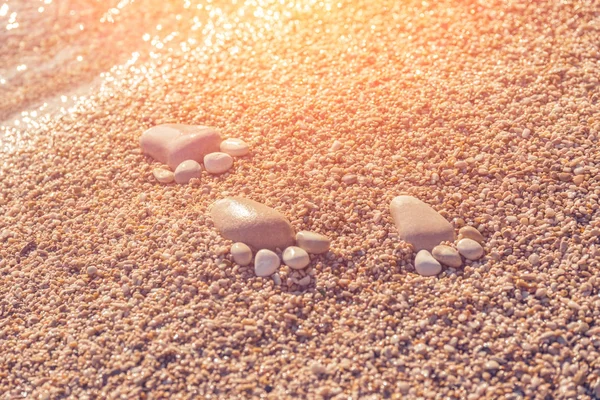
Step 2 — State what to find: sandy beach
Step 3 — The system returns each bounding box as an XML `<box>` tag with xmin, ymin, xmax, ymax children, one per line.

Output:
<box><xmin>1</xmin><ymin>0</ymin><xmax>600</xmax><ymax>398</ymax></box>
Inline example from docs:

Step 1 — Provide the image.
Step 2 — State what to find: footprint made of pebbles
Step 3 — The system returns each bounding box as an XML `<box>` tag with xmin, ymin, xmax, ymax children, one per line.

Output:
<box><xmin>390</xmin><ymin>195</ymin><xmax>485</xmax><ymax>277</ymax></box>
<box><xmin>209</xmin><ymin>197</ymin><xmax>331</xmax><ymax>280</ymax></box>
<box><xmin>141</xmin><ymin>124</ymin><xmax>249</xmax><ymax>184</ymax></box>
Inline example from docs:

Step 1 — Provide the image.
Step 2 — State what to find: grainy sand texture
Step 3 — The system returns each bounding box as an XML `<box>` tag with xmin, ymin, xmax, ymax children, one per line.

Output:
<box><xmin>1</xmin><ymin>0</ymin><xmax>600</xmax><ymax>399</ymax></box>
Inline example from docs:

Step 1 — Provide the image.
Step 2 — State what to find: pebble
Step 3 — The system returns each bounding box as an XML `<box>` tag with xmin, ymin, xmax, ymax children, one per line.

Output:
<box><xmin>254</xmin><ymin>249</ymin><xmax>280</xmax><ymax>277</ymax></box>
<box><xmin>152</xmin><ymin>168</ymin><xmax>174</xmax><ymax>183</ymax></box>
<box><xmin>219</xmin><ymin>138</ymin><xmax>249</xmax><ymax>157</ymax></box>
<box><xmin>231</xmin><ymin>242</ymin><xmax>252</xmax><ymax>266</ymax></box>
<box><xmin>282</xmin><ymin>246</ymin><xmax>310</xmax><ymax>269</ymax></box>
<box><xmin>204</xmin><ymin>152</ymin><xmax>234</xmax><ymax>174</ymax></box>
<box><xmin>295</xmin><ymin>231</ymin><xmax>331</xmax><ymax>254</ymax></box>
<box><xmin>341</xmin><ymin>174</ymin><xmax>357</xmax><ymax>184</ymax></box>
<box><xmin>458</xmin><ymin>226</ymin><xmax>484</xmax><ymax>243</ymax></box>
<box><xmin>210</xmin><ymin>197</ymin><xmax>295</xmax><ymax>250</ymax></box>
<box><xmin>330</xmin><ymin>140</ymin><xmax>343</xmax><ymax>151</ymax></box>
<box><xmin>174</xmin><ymin>160</ymin><xmax>202</xmax><ymax>184</ymax></box>
<box><xmin>456</xmin><ymin>238</ymin><xmax>484</xmax><ymax>260</ymax></box>
<box><xmin>390</xmin><ymin>195</ymin><xmax>455</xmax><ymax>251</ymax></box>
<box><xmin>528</xmin><ymin>253</ymin><xmax>541</xmax><ymax>265</ymax></box>
<box><xmin>414</xmin><ymin>250</ymin><xmax>442</xmax><ymax>277</ymax></box>
<box><xmin>140</xmin><ymin>124</ymin><xmax>222</xmax><ymax>169</ymax></box>
<box><xmin>86</xmin><ymin>266</ymin><xmax>98</xmax><ymax>275</ymax></box>
<box><xmin>431</xmin><ymin>245</ymin><xmax>462</xmax><ymax>268</ymax></box>
<box><xmin>297</xmin><ymin>275</ymin><xmax>311</xmax><ymax>286</ymax></box>
<box><xmin>485</xmin><ymin>360</ymin><xmax>500</xmax><ymax>371</ymax></box>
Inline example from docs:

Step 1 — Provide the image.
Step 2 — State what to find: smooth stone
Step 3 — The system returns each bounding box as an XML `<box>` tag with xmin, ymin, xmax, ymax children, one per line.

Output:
<box><xmin>458</xmin><ymin>226</ymin><xmax>484</xmax><ymax>243</ymax></box>
<box><xmin>210</xmin><ymin>197</ymin><xmax>295</xmax><ymax>250</ymax></box>
<box><xmin>414</xmin><ymin>250</ymin><xmax>442</xmax><ymax>277</ymax></box>
<box><xmin>174</xmin><ymin>160</ymin><xmax>202</xmax><ymax>184</ymax></box>
<box><xmin>231</xmin><ymin>242</ymin><xmax>252</xmax><ymax>266</ymax></box>
<box><xmin>295</xmin><ymin>231</ymin><xmax>330</xmax><ymax>254</ymax></box>
<box><xmin>457</xmin><ymin>238</ymin><xmax>484</xmax><ymax>260</ymax></box>
<box><xmin>220</xmin><ymin>138</ymin><xmax>249</xmax><ymax>157</ymax></box>
<box><xmin>152</xmin><ymin>168</ymin><xmax>174</xmax><ymax>183</ymax></box>
<box><xmin>390</xmin><ymin>196</ymin><xmax>455</xmax><ymax>251</ymax></box>
<box><xmin>204</xmin><ymin>152</ymin><xmax>234</xmax><ymax>174</ymax></box>
<box><xmin>282</xmin><ymin>246</ymin><xmax>310</xmax><ymax>270</ymax></box>
<box><xmin>140</xmin><ymin>124</ymin><xmax>222</xmax><ymax>169</ymax></box>
<box><xmin>254</xmin><ymin>249</ymin><xmax>280</xmax><ymax>277</ymax></box>
<box><xmin>431</xmin><ymin>245</ymin><xmax>462</xmax><ymax>268</ymax></box>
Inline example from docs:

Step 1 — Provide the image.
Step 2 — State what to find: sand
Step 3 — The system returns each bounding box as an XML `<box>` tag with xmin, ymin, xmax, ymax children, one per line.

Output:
<box><xmin>1</xmin><ymin>0</ymin><xmax>600</xmax><ymax>398</ymax></box>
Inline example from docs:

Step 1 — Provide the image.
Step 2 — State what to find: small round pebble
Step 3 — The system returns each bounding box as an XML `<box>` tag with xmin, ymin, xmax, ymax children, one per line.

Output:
<box><xmin>456</xmin><ymin>238</ymin><xmax>484</xmax><ymax>260</ymax></box>
<box><xmin>254</xmin><ymin>249</ymin><xmax>280</xmax><ymax>277</ymax></box>
<box><xmin>414</xmin><ymin>250</ymin><xmax>442</xmax><ymax>276</ymax></box>
<box><xmin>231</xmin><ymin>242</ymin><xmax>252</xmax><ymax>266</ymax></box>
<box><xmin>458</xmin><ymin>226</ymin><xmax>484</xmax><ymax>243</ymax></box>
<box><xmin>204</xmin><ymin>152</ymin><xmax>234</xmax><ymax>174</ymax></box>
<box><xmin>431</xmin><ymin>245</ymin><xmax>462</xmax><ymax>268</ymax></box>
<box><xmin>282</xmin><ymin>246</ymin><xmax>310</xmax><ymax>269</ymax></box>
<box><xmin>152</xmin><ymin>168</ymin><xmax>174</xmax><ymax>183</ymax></box>
<box><xmin>220</xmin><ymin>138</ymin><xmax>249</xmax><ymax>157</ymax></box>
<box><xmin>87</xmin><ymin>266</ymin><xmax>98</xmax><ymax>275</ymax></box>
<box><xmin>174</xmin><ymin>160</ymin><xmax>202</xmax><ymax>184</ymax></box>
<box><xmin>295</xmin><ymin>231</ymin><xmax>331</xmax><ymax>254</ymax></box>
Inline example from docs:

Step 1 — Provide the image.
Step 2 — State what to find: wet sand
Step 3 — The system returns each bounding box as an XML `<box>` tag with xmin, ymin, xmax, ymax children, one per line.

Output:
<box><xmin>1</xmin><ymin>0</ymin><xmax>600</xmax><ymax>398</ymax></box>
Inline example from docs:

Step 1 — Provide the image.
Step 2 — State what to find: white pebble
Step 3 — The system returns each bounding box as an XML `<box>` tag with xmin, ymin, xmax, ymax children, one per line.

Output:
<box><xmin>414</xmin><ymin>250</ymin><xmax>442</xmax><ymax>277</ymax></box>
<box><xmin>295</xmin><ymin>231</ymin><xmax>331</xmax><ymax>254</ymax></box>
<box><xmin>204</xmin><ymin>152</ymin><xmax>234</xmax><ymax>174</ymax></box>
<box><xmin>220</xmin><ymin>138</ymin><xmax>249</xmax><ymax>157</ymax></box>
<box><xmin>330</xmin><ymin>140</ymin><xmax>343</xmax><ymax>151</ymax></box>
<box><xmin>152</xmin><ymin>168</ymin><xmax>174</xmax><ymax>183</ymax></box>
<box><xmin>457</xmin><ymin>238</ymin><xmax>484</xmax><ymax>260</ymax></box>
<box><xmin>174</xmin><ymin>160</ymin><xmax>202</xmax><ymax>184</ymax></box>
<box><xmin>431</xmin><ymin>245</ymin><xmax>462</xmax><ymax>268</ymax></box>
<box><xmin>458</xmin><ymin>226</ymin><xmax>484</xmax><ymax>243</ymax></box>
<box><xmin>231</xmin><ymin>242</ymin><xmax>252</xmax><ymax>266</ymax></box>
<box><xmin>254</xmin><ymin>249</ymin><xmax>280</xmax><ymax>277</ymax></box>
<box><xmin>283</xmin><ymin>246</ymin><xmax>310</xmax><ymax>269</ymax></box>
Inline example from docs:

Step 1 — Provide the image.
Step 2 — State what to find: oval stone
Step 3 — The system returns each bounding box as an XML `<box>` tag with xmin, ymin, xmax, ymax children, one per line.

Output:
<box><xmin>153</xmin><ymin>168</ymin><xmax>174</xmax><ymax>183</ymax></box>
<box><xmin>458</xmin><ymin>226</ymin><xmax>484</xmax><ymax>243</ymax></box>
<box><xmin>210</xmin><ymin>197</ymin><xmax>295</xmax><ymax>250</ymax></box>
<box><xmin>204</xmin><ymin>152</ymin><xmax>234</xmax><ymax>174</ymax></box>
<box><xmin>415</xmin><ymin>250</ymin><xmax>442</xmax><ymax>277</ymax></box>
<box><xmin>389</xmin><ymin>196</ymin><xmax>454</xmax><ymax>251</ymax></box>
<box><xmin>282</xmin><ymin>246</ymin><xmax>310</xmax><ymax>270</ymax></box>
<box><xmin>140</xmin><ymin>124</ymin><xmax>222</xmax><ymax>169</ymax></box>
<box><xmin>220</xmin><ymin>138</ymin><xmax>249</xmax><ymax>157</ymax></box>
<box><xmin>295</xmin><ymin>231</ymin><xmax>330</xmax><ymax>254</ymax></box>
<box><xmin>231</xmin><ymin>242</ymin><xmax>252</xmax><ymax>266</ymax></box>
<box><xmin>174</xmin><ymin>160</ymin><xmax>202</xmax><ymax>184</ymax></box>
<box><xmin>432</xmin><ymin>245</ymin><xmax>462</xmax><ymax>268</ymax></box>
<box><xmin>254</xmin><ymin>249</ymin><xmax>280</xmax><ymax>277</ymax></box>
<box><xmin>457</xmin><ymin>238</ymin><xmax>484</xmax><ymax>260</ymax></box>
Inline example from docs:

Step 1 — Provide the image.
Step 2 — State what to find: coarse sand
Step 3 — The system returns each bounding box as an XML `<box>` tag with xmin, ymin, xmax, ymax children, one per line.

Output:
<box><xmin>1</xmin><ymin>0</ymin><xmax>600</xmax><ymax>398</ymax></box>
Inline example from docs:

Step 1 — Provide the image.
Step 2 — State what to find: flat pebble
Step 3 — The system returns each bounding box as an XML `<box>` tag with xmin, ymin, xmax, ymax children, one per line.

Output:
<box><xmin>231</xmin><ymin>242</ymin><xmax>252</xmax><ymax>266</ymax></box>
<box><xmin>220</xmin><ymin>138</ymin><xmax>249</xmax><ymax>157</ymax></box>
<box><xmin>528</xmin><ymin>253</ymin><xmax>541</xmax><ymax>265</ymax></box>
<box><xmin>295</xmin><ymin>231</ymin><xmax>331</xmax><ymax>254</ymax></box>
<box><xmin>432</xmin><ymin>245</ymin><xmax>462</xmax><ymax>268</ymax></box>
<box><xmin>330</xmin><ymin>140</ymin><xmax>343</xmax><ymax>151</ymax></box>
<box><xmin>390</xmin><ymin>195</ymin><xmax>454</xmax><ymax>251</ymax></box>
<box><xmin>152</xmin><ymin>168</ymin><xmax>174</xmax><ymax>183</ymax></box>
<box><xmin>458</xmin><ymin>226</ymin><xmax>484</xmax><ymax>243</ymax></box>
<box><xmin>204</xmin><ymin>152</ymin><xmax>234</xmax><ymax>174</ymax></box>
<box><xmin>210</xmin><ymin>197</ymin><xmax>295</xmax><ymax>250</ymax></box>
<box><xmin>174</xmin><ymin>160</ymin><xmax>202</xmax><ymax>184</ymax></box>
<box><xmin>254</xmin><ymin>249</ymin><xmax>280</xmax><ymax>277</ymax></box>
<box><xmin>342</xmin><ymin>174</ymin><xmax>357</xmax><ymax>184</ymax></box>
<box><xmin>456</xmin><ymin>238</ymin><xmax>484</xmax><ymax>260</ymax></box>
<box><xmin>140</xmin><ymin>124</ymin><xmax>221</xmax><ymax>169</ymax></box>
<box><xmin>282</xmin><ymin>246</ymin><xmax>310</xmax><ymax>269</ymax></box>
<box><xmin>414</xmin><ymin>250</ymin><xmax>442</xmax><ymax>276</ymax></box>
